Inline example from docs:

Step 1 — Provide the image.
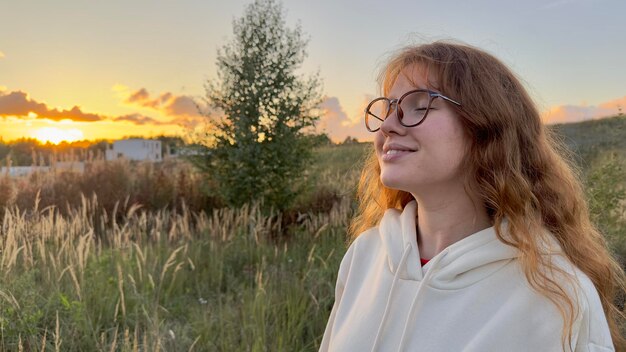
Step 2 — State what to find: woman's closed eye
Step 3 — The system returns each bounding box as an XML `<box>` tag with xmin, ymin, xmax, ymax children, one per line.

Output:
<box><xmin>409</xmin><ymin>107</ymin><xmax>428</xmax><ymax>115</ymax></box>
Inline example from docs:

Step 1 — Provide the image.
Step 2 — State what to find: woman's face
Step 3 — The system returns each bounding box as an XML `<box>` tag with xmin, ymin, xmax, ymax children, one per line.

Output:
<box><xmin>374</xmin><ymin>66</ymin><xmax>468</xmax><ymax>195</ymax></box>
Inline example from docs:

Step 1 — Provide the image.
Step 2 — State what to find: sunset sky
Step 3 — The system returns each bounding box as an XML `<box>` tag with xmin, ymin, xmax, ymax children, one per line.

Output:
<box><xmin>1</xmin><ymin>0</ymin><xmax>625</xmax><ymax>143</ymax></box>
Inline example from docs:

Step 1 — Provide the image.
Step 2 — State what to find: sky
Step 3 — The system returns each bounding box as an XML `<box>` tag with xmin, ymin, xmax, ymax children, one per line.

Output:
<box><xmin>1</xmin><ymin>0</ymin><xmax>625</xmax><ymax>144</ymax></box>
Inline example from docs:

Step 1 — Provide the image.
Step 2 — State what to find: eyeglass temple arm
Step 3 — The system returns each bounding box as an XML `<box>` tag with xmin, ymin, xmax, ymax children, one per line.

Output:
<box><xmin>436</xmin><ymin>94</ymin><xmax>462</xmax><ymax>106</ymax></box>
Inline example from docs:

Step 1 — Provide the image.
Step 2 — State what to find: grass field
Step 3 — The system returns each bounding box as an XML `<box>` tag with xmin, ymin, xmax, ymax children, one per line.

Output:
<box><xmin>0</xmin><ymin>144</ymin><xmax>364</xmax><ymax>351</ymax></box>
<box><xmin>0</xmin><ymin>197</ymin><xmax>353</xmax><ymax>351</ymax></box>
<box><xmin>0</xmin><ymin>116</ymin><xmax>625</xmax><ymax>350</ymax></box>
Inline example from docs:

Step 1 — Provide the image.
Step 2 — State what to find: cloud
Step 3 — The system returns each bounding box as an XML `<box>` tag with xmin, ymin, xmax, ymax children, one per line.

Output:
<box><xmin>0</xmin><ymin>90</ymin><xmax>104</xmax><ymax>122</ymax></box>
<box><xmin>113</xmin><ymin>111</ymin><xmax>206</xmax><ymax>128</ymax></box>
<box><xmin>318</xmin><ymin>96</ymin><xmax>373</xmax><ymax>142</ymax></box>
<box><xmin>598</xmin><ymin>96</ymin><xmax>626</xmax><ymax>111</ymax></box>
<box><xmin>123</xmin><ymin>88</ymin><xmax>202</xmax><ymax>117</ymax></box>
<box><xmin>111</xmin><ymin>83</ymin><xmax>130</xmax><ymax>94</ymax></box>
<box><xmin>167</xmin><ymin>95</ymin><xmax>202</xmax><ymax>117</ymax></box>
<box><xmin>113</xmin><ymin>113</ymin><xmax>170</xmax><ymax>125</ymax></box>
<box><xmin>0</xmin><ymin>88</ymin><xmax>186</xmax><ymax>127</ymax></box>
<box><xmin>542</xmin><ymin>96</ymin><xmax>625</xmax><ymax>124</ymax></box>
<box><xmin>167</xmin><ymin>115</ymin><xmax>209</xmax><ymax>129</ymax></box>
<box><xmin>126</xmin><ymin>88</ymin><xmax>151</xmax><ymax>104</ymax></box>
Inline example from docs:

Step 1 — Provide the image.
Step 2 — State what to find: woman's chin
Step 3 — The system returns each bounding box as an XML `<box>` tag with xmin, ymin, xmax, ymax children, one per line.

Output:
<box><xmin>379</xmin><ymin>174</ymin><xmax>409</xmax><ymax>192</ymax></box>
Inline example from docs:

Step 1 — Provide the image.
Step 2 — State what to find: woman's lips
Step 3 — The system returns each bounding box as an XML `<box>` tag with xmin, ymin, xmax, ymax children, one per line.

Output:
<box><xmin>381</xmin><ymin>150</ymin><xmax>415</xmax><ymax>162</ymax></box>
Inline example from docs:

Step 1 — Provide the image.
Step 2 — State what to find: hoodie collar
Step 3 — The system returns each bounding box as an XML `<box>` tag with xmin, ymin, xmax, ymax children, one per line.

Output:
<box><xmin>379</xmin><ymin>200</ymin><xmax>423</xmax><ymax>281</ymax></box>
<box><xmin>378</xmin><ymin>200</ymin><xmax>520</xmax><ymax>288</ymax></box>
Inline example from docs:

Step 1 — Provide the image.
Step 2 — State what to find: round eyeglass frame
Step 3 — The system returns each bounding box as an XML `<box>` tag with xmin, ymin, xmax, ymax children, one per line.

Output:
<box><xmin>364</xmin><ymin>89</ymin><xmax>462</xmax><ymax>132</ymax></box>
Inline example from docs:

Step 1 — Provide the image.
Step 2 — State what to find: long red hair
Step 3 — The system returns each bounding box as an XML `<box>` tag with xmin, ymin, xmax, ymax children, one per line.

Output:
<box><xmin>350</xmin><ymin>41</ymin><xmax>625</xmax><ymax>350</ymax></box>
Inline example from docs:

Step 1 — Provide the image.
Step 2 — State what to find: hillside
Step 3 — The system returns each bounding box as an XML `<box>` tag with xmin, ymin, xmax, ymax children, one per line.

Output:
<box><xmin>550</xmin><ymin>115</ymin><xmax>626</xmax><ymax>167</ymax></box>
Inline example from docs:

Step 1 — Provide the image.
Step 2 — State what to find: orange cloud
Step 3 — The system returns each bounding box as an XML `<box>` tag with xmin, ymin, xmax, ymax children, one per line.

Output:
<box><xmin>124</xmin><ymin>88</ymin><xmax>201</xmax><ymax>117</ymax></box>
<box><xmin>0</xmin><ymin>89</ymin><xmax>181</xmax><ymax>127</ymax></box>
<box><xmin>542</xmin><ymin>96</ymin><xmax>625</xmax><ymax>124</ymax></box>
<box><xmin>0</xmin><ymin>90</ymin><xmax>104</xmax><ymax>122</ymax></box>
<box><xmin>599</xmin><ymin>96</ymin><xmax>626</xmax><ymax>111</ymax></box>
<box><xmin>168</xmin><ymin>115</ymin><xmax>208</xmax><ymax>129</ymax></box>
<box><xmin>113</xmin><ymin>113</ymin><xmax>170</xmax><ymax>125</ymax></box>
<box><xmin>126</xmin><ymin>88</ymin><xmax>151</xmax><ymax>104</ymax></box>
<box><xmin>318</xmin><ymin>96</ymin><xmax>373</xmax><ymax>143</ymax></box>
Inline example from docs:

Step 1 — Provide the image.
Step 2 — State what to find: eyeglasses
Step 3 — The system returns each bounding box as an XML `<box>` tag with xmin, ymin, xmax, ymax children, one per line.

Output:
<box><xmin>364</xmin><ymin>89</ymin><xmax>462</xmax><ymax>132</ymax></box>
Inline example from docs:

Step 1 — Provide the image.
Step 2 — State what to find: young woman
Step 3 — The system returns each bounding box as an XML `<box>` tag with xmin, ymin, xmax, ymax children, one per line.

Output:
<box><xmin>320</xmin><ymin>42</ymin><xmax>625</xmax><ymax>352</ymax></box>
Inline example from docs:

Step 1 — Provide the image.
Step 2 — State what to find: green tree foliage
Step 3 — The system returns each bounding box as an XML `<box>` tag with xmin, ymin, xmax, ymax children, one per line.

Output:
<box><xmin>1</xmin><ymin>138</ymin><xmax>39</xmax><ymax>166</ymax></box>
<box><xmin>201</xmin><ymin>0</ymin><xmax>322</xmax><ymax>210</ymax></box>
<box><xmin>0</xmin><ymin>138</ymin><xmax>110</xmax><ymax>166</ymax></box>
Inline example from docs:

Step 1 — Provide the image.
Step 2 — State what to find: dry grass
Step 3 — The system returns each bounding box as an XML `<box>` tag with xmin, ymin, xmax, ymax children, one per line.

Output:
<box><xmin>0</xmin><ymin>168</ymin><xmax>355</xmax><ymax>350</ymax></box>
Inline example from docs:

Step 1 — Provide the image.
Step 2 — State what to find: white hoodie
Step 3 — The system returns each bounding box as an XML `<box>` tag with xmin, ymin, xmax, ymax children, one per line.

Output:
<box><xmin>320</xmin><ymin>201</ymin><xmax>614</xmax><ymax>352</ymax></box>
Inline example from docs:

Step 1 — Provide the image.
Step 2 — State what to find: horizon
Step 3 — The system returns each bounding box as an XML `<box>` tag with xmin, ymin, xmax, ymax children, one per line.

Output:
<box><xmin>1</xmin><ymin>112</ymin><xmax>624</xmax><ymax>146</ymax></box>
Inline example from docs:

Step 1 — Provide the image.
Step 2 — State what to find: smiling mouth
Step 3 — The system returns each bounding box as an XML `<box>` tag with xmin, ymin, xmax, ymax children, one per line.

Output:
<box><xmin>381</xmin><ymin>149</ymin><xmax>416</xmax><ymax>161</ymax></box>
<box><xmin>385</xmin><ymin>149</ymin><xmax>415</xmax><ymax>155</ymax></box>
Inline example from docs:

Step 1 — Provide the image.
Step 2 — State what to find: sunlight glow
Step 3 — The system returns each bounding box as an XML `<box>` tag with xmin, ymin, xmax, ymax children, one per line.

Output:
<box><xmin>33</xmin><ymin>127</ymin><xmax>84</xmax><ymax>144</ymax></box>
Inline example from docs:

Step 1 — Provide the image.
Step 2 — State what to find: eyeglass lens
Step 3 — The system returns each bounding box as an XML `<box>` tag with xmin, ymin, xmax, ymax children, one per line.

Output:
<box><xmin>366</xmin><ymin>91</ymin><xmax>431</xmax><ymax>131</ymax></box>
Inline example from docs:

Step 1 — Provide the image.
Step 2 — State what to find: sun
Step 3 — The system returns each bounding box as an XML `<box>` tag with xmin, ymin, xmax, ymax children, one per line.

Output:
<box><xmin>34</xmin><ymin>127</ymin><xmax>84</xmax><ymax>144</ymax></box>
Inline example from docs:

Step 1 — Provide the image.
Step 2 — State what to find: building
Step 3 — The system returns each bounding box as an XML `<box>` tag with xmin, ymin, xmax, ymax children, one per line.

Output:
<box><xmin>1</xmin><ymin>162</ymin><xmax>84</xmax><ymax>177</ymax></box>
<box><xmin>105</xmin><ymin>139</ymin><xmax>162</xmax><ymax>162</ymax></box>
<box><xmin>1</xmin><ymin>166</ymin><xmax>49</xmax><ymax>177</ymax></box>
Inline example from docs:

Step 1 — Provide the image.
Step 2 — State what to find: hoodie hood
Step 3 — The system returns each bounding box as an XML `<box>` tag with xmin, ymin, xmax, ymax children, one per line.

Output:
<box><xmin>379</xmin><ymin>200</ymin><xmax>519</xmax><ymax>289</ymax></box>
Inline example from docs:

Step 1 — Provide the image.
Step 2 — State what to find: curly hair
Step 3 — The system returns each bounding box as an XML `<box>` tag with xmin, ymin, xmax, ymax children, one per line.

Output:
<box><xmin>350</xmin><ymin>41</ymin><xmax>626</xmax><ymax>351</ymax></box>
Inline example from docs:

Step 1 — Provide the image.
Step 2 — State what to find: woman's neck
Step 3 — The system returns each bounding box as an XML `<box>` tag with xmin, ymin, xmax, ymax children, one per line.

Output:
<box><xmin>413</xmin><ymin>184</ymin><xmax>491</xmax><ymax>260</ymax></box>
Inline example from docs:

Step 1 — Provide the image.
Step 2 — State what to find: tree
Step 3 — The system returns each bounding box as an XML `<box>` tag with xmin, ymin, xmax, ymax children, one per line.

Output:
<box><xmin>201</xmin><ymin>0</ymin><xmax>322</xmax><ymax>210</ymax></box>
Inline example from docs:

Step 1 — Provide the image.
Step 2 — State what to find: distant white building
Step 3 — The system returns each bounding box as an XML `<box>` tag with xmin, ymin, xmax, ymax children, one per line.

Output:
<box><xmin>105</xmin><ymin>139</ymin><xmax>162</xmax><ymax>162</ymax></box>
<box><xmin>1</xmin><ymin>166</ymin><xmax>50</xmax><ymax>177</ymax></box>
<box><xmin>1</xmin><ymin>162</ymin><xmax>84</xmax><ymax>177</ymax></box>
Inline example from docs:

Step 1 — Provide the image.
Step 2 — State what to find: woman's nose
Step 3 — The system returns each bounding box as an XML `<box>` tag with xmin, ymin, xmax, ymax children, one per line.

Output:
<box><xmin>380</xmin><ymin>103</ymin><xmax>404</xmax><ymax>134</ymax></box>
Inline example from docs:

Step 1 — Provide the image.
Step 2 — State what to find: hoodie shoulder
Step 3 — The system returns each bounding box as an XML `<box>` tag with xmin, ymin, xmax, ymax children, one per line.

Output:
<box><xmin>347</xmin><ymin>226</ymin><xmax>386</xmax><ymax>261</ymax></box>
<box><xmin>541</xmin><ymin>249</ymin><xmax>614</xmax><ymax>350</ymax></box>
<box><xmin>351</xmin><ymin>205</ymin><xmax>409</xmax><ymax>252</ymax></box>
<box><xmin>571</xmin><ymin>266</ymin><xmax>614</xmax><ymax>350</ymax></box>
